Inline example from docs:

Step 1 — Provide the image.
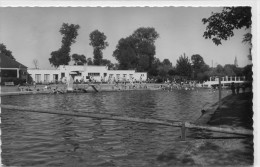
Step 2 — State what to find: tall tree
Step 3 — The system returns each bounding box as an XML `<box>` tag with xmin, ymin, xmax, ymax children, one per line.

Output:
<box><xmin>132</xmin><ymin>27</ymin><xmax>159</xmax><ymax>69</ymax></box>
<box><xmin>49</xmin><ymin>23</ymin><xmax>80</xmax><ymax>67</ymax></box>
<box><xmin>113</xmin><ymin>27</ymin><xmax>159</xmax><ymax>72</ymax></box>
<box><xmin>72</xmin><ymin>54</ymin><xmax>87</xmax><ymax>65</ymax></box>
<box><xmin>148</xmin><ymin>58</ymin><xmax>161</xmax><ymax>76</ymax></box>
<box><xmin>89</xmin><ymin>30</ymin><xmax>109</xmax><ymax>65</ymax></box>
<box><xmin>191</xmin><ymin>54</ymin><xmax>206</xmax><ymax>79</ymax></box>
<box><xmin>0</xmin><ymin>43</ymin><xmax>15</xmax><ymax>60</ymax></box>
<box><xmin>49</xmin><ymin>48</ymin><xmax>71</xmax><ymax>68</ymax></box>
<box><xmin>191</xmin><ymin>54</ymin><xmax>204</xmax><ymax>69</ymax></box>
<box><xmin>113</xmin><ymin>37</ymin><xmax>138</xmax><ymax>70</ymax></box>
<box><xmin>175</xmin><ymin>53</ymin><xmax>192</xmax><ymax>78</ymax></box>
<box><xmin>202</xmin><ymin>7</ymin><xmax>251</xmax><ymax>46</ymax></box>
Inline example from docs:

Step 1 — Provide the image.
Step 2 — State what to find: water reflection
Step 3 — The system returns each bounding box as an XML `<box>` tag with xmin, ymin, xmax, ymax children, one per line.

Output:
<box><xmin>1</xmin><ymin>89</ymin><xmax>229</xmax><ymax>166</ymax></box>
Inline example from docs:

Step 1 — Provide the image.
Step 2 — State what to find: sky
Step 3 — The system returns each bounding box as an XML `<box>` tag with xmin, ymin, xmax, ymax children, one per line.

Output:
<box><xmin>0</xmin><ymin>7</ymin><xmax>252</xmax><ymax>69</ymax></box>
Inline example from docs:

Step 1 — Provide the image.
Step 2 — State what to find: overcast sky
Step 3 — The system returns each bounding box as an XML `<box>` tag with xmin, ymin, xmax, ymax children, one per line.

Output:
<box><xmin>0</xmin><ymin>7</ymin><xmax>251</xmax><ymax>69</ymax></box>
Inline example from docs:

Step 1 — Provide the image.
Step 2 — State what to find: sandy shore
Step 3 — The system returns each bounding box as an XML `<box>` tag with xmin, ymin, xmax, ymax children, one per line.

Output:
<box><xmin>157</xmin><ymin>92</ymin><xmax>253</xmax><ymax>166</ymax></box>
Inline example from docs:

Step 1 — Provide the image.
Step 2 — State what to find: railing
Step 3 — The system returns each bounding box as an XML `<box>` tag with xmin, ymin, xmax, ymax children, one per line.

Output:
<box><xmin>1</xmin><ymin>104</ymin><xmax>253</xmax><ymax>140</ymax></box>
<box><xmin>4</xmin><ymin>82</ymin><xmax>15</xmax><ymax>86</ymax></box>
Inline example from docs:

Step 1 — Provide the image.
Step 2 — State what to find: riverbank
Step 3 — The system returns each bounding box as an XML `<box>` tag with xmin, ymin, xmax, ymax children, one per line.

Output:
<box><xmin>157</xmin><ymin>92</ymin><xmax>253</xmax><ymax>166</ymax></box>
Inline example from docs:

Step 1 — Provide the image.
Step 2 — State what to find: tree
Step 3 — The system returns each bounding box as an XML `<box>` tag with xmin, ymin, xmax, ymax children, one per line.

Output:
<box><xmin>148</xmin><ymin>58</ymin><xmax>161</xmax><ymax>77</ymax></box>
<box><xmin>243</xmin><ymin>64</ymin><xmax>252</xmax><ymax>81</ymax></box>
<box><xmin>100</xmin><ymin>59</ymin><xmax>115</xmax><ymax>69</ymax></box>
<box><xmin>175</xmin><ymin>53</ymin><xmax>192</xmax><ymax>78</ymax></box>
<box><xmin>191</xmin><ymin>54</ymin><xmax>206</xmax><ymax>79</ymax></box>
<box><xmin>224</xmin><ymin>64</ymin><xmax>243</xmax><ymax>76</ymax></box>
<box><xmin>49</xmin><ymin>23</ymin><xmax>80</xmax><ymax>67</ymax></box>
<box><xmin>242</xmin><ymin>32</ymin><xmax>252</xmax><ymax>60</ymax></box>
<box><xmin>202</xmin><ymin>7</ymin><xmax>251</xmax><ymax>46</ymax></box>
<box><xmin>213</xmin><ymin>64</ymin><xmax>225</xmax><ymax>76</ymax></box>
<box><xmin>72</xmin><ymin>54</ymin><xmax>87</xmax><ymax>65</ymax></box>
<box><xmin>0</xmin><ymin>43</ymin><xmax>15</xmax><ymax>60</ymax></box>
<box><xmin>49</xmin><ymin>47</ymin><xmax>71</xmax><ymax>68</ymax></box>
<box><xmin>86</xmin><ymin>57</ymin><xmax>93</xmax><ymax>65</ymax></box>
<box><xmin>223</xmin><ymin>64</ymin><xmax>236</xmax><ymax>76</ymax></box>
<box><xmin>113</xmin><ymin>37</ymin><xmax>138</xmax><ymax>70</ymax></box>
<box><xmin>132</xmin><ymin>27</ymin><xmax>159</xmax><ymax>69</ymax></box>
<box><xmin>32</xmin><ymin>59</ymin><xmax>39</xmax><ymax>69</ymax></box>
<box><xmin>89</xmin><ymin>30</ymin><xmax>109</xmax><ymax>65</ymax></box>
<box><xmin>168</xmin><ymin>68</ymin><xmax>177</xmax><ymax>76</ymax></box>
<box><xmin>113</xmin><ymin>27</ymin><xmax>159</xmax><ymax>73</ymax></box>
<box><xmin>191</xmin><ymin>54</ymin><xmax>205</xmax><ymax>69</ymax></box>
<box><xmin>162</xmin><ymin>59</ymin><xmax>172</xmax><ymax>66</ymax></box>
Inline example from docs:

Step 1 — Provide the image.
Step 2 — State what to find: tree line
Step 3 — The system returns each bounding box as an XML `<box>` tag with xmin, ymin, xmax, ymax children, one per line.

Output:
<box><xmin>1</xmin><ymin>7</ymin><xmax>252</xmax><ymax>83</ymax></box>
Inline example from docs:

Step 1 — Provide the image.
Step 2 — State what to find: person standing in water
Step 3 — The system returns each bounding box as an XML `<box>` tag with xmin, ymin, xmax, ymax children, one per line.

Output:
<box><xmin>231</xmin><ymin>82</ymin><xmax>235</xmax><ymax>95</ymax></box>
<box><xmin>236</xmin><ymin>83</ymin><xmax>240</xmax><ymax>94</ymax></box>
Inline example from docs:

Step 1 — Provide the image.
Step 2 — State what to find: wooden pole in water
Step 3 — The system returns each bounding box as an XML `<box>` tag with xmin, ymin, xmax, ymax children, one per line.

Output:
<box><xmin>218</xmin><ymin>76</ymin><xmax>222</xmax><ymax>107</ymax></box>
<box><xmin>185</xmin><ymin>122</ymin><xmax>252</xmax><ymax>136</ymax></box>
<box><xmin>181</xmin><ymin>121</ymin><xmax>186</xmax><ymax>140</ymax></box>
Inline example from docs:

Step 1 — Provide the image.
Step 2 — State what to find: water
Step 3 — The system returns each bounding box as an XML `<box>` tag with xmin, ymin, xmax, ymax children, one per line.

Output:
<box><xmin>1</xmin><ymin>89</ymin><xmax>229</xmax><ymax>166</ymax></box>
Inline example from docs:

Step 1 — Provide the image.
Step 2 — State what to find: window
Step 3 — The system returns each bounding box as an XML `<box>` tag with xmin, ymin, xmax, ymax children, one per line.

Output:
<box><xmin>88</xmin><ymin>73</ymin><xmax>100</xmax><ymax>76</ymax></box>
<box><xmin>44</xmin><ymin>74</ymin><xmax>50</xmax><ymax>83</ymax></box>
<box><xmin>61</xmin><ymin>73</ymin><xmax>65</xmax><ymax>78</ymax></box>
<box><xmin>53</xmin><ymin>74</ymin><xmax>58</xmax><ymax>82</ymax></box>
<box><xmin>116</xmin><ymin>74</ymin><xmax>120</xmax><ymax>78</ymax></box>
<box><xmin>35</xmin><ymin>74</ymin><xmax>41</xmax><ymax>83</ymax></box>
<box><xmin>109</xmin><ymin>74</ymin><xmax>114</xmax><ymax>78</ymax></box>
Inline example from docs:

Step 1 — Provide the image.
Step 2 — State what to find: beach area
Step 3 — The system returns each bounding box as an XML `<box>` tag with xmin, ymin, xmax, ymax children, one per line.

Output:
<box><xmin>0</xmin><ymin>83</ymin><xmax>183</xmax><ymax>96</ymax></box>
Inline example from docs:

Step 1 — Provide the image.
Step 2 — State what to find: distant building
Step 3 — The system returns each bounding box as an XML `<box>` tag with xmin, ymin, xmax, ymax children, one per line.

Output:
<box><xmin>234</xmin><ymin>56</ymin><xmax>238</xmax><ymax>67</ymax></box>
<box><xmin>0</xmin><ymin>53</ymin><xmax>28</xmax><ymax>81</ymax></box>
<box><xmin>27</xmin><ymin>65</ymin><xmax>147</xmax><ymax>83</ymax></box>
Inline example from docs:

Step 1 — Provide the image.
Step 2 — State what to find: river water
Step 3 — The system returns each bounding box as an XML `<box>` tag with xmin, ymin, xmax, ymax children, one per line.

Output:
<box><xmin>1</xmin><ymin>89</ymin><xmax>229</xmax><ymax>166</ymax></box>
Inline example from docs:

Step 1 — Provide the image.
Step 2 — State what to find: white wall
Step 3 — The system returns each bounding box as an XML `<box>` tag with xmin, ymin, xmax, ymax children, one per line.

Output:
<box><xmin>28</xmin><ymin>65</ymin><xmax>147</xmax><ymax>83</ymax></box>
<box><xmin>28</xmin><ymin>69</ymin><xmax>60</xmax><ymax>83</ymax></box>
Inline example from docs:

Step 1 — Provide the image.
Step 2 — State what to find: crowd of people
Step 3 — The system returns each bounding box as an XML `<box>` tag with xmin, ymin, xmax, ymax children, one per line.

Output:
<box><xmin>230</xmin><ymin>82</ymin><xmax>248</xmax><ymax>95</ymax></box>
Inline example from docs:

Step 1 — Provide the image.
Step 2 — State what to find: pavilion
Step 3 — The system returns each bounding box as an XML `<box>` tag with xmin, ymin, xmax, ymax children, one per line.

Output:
<box><xmin>0</xmin><ymin>53</ymin><xmax>28</xmax><ymax>83</ymax></box>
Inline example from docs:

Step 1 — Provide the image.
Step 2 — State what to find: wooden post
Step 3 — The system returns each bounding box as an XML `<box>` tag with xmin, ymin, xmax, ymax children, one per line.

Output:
<box><xmin>218</xmin><ymin>76</ymin><xmax>222</xmax><ymax>107</ymax></box>
<box><xmin>17</xmin><ymin>69</ymin><xmax>19</xmax><ymax>78</ymax></box>
<box><xmin>181</xmin><ymin>121</ymin><xmax>186</xmax><ymax>141</ymax></box>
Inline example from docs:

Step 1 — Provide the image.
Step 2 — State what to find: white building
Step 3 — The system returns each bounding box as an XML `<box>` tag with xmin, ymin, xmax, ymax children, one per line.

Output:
<box><xmin>202</xmin><ymin>76</ymin><xmax>246</xmax><ymax>88</ymax></box>
<box><xmin>28</xmin><ymin>65</ymin><xmax>147</xmax><ymax>83</ymax></box>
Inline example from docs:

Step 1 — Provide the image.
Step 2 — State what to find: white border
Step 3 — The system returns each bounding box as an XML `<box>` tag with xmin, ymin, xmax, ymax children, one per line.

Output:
<box><xmin>0</xmin><ymin>0</ymin><xmax>257</xmax><ymax>7</ymax></box>
<box><xmin>0</xmin><ymin>0</ymin><xmax>259</xmax><ymax>166</ymax></box>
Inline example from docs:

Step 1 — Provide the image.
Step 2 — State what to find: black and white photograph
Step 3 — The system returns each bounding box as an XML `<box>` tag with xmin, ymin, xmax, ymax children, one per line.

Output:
<box><xmin>0</xmin><ymin>1</ymin><xmax>259</xmax><ymax>166</ymax></box>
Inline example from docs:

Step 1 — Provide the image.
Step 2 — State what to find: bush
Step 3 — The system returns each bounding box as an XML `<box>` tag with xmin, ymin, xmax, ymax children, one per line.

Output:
<box><xmin>1</xmin><ymin>77</ymin><xmax>27</xmax><ymax>86</ymax></box>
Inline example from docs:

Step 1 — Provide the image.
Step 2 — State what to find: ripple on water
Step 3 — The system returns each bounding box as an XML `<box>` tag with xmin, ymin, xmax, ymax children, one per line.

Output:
<box><xmin>1</xmin><ymin>89</ymin><xmax>229</xmax><ymax>166</ymax></box>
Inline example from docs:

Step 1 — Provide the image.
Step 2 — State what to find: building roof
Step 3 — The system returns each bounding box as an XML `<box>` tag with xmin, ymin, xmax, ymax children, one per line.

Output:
<box><xmin>0</xmin><ymin>53</ymin><xmax>27</xmax><ymax>69</ymax></box>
